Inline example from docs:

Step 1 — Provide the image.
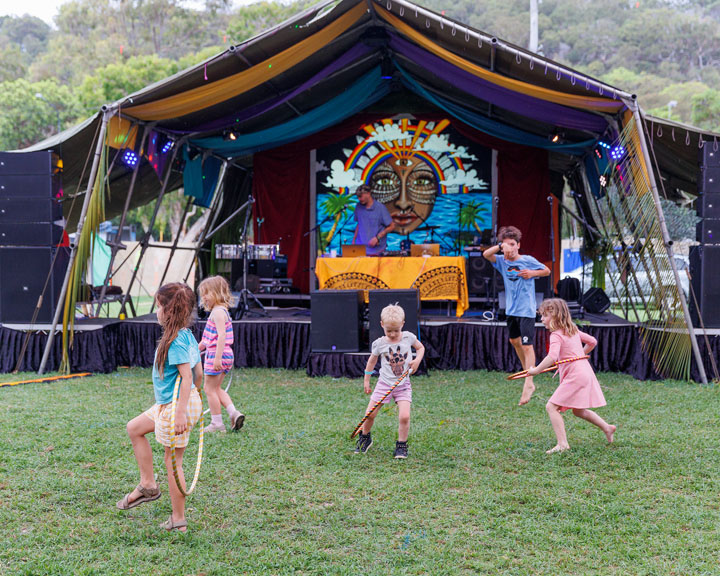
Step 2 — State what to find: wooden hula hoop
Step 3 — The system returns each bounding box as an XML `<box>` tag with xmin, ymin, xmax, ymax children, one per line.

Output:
<box><xmin>351</xmin><ymin>367</ymin><xmax>412</xmax><ymax>439</ymax></box>
<box><xmin>170</xmin><ymin>376</ymin><xmax>205</xmax><ymax>496</ymax></box>
<box><xmin>507</xmin><ymin>355</ymin><xmax>590</xmax><ymax>380</ymax></box>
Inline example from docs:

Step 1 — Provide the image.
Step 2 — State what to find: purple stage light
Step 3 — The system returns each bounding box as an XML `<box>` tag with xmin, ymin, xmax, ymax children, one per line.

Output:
<box><xmin>122</xmin><ymin>149</ymin><xmax>139</xmax><ymax>168</ymax></box>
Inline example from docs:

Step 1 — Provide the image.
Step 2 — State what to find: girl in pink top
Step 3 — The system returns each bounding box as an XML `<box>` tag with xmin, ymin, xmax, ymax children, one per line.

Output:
<box><xmin>198</xmin><ymin>276</ymin><xmax>244</xmax><ymax>433</ymax></box>
<box><xmin>528</xmin><ymin>298</ymin><xmax>616</xmax><ymax>454</ymax></box>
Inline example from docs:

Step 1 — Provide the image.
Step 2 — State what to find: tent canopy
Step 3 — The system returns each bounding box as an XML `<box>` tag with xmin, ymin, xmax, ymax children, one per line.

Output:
<box><xmin>15</xmin><ymin>0</ymin><xmax>720</xmax><ymax>223</ymax></box>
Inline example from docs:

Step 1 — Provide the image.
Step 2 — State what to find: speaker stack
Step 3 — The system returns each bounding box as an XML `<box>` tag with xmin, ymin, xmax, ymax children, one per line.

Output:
<box><xmin>0</xmin><ymin>151</ymin><xmax>68</xmax><ymax>323</ymax></box>
<box><xmin>310</xmin><ymin>290</ymin><xmax>365</xmax><ymax>352</ymax></box>
<box><xmin>691</xmin><ymin>147</ymin><xmax>720</xmax><ymax>327</ymax></box>
<box><xmin>466</xmin><ymin>254</ymin><xmax>503</xmax><ymax>300</ymax></box>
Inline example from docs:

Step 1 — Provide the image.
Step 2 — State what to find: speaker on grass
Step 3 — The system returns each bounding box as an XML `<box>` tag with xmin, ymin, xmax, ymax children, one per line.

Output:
<box><xmin>581</xmin><ymin>287</ymin><xmax>611</xmax><ymax>314</ymax></box>
<box><xmin>0</xmin><ymin>246</ymin><xmax>69</xmax><ymax>323</ymax></box>
<box><xmin>689</xmin><ymin>244</ymin><xmax>720</xmax><ymax>327</ymax></box>
<box><xmin>311</xmin><ymin>290</ymin><xmax>364</xmax><ymax>352</ymax></box>
<box><xmin>368</xmin><ymin>289</ymin><xmax>420</xmax><ymax>344</ymax></box>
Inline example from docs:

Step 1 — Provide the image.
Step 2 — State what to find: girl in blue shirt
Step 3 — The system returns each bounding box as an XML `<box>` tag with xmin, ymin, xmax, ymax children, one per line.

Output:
<box><xmin>116</xmin><ymin>282</ymin><xmax>202</xmax><ymax>533</ymax></box>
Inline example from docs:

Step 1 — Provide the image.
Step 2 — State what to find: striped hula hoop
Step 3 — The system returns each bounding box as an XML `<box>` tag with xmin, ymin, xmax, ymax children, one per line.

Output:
<box><xmin>169</xmin><ymin>376</ymin><xmax>205</xmax><ymax>496</ymax></box>
<box><xmin>506</xmin><ymin>355</ymin><xmax>590</xmax><ymax>380</ymax></box>
<box><xmin>351</xmin><ymin>367</ymin><xmax>412</xmax><ymax>439</ymax></box>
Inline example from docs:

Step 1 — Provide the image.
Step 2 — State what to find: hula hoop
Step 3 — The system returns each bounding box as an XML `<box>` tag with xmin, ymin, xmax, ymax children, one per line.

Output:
<box><xmin>507</xmin><ymin>355</ymin><xmax>590</xmax><ymax>380</ymax></box>
<box><xmin>170</xmin><ymin>375</ymin><xmax>205</xmax><ymax>496</ymax></box>
<box><xmin>350</xmin><ymin>368</ymin><xmax>412</xmax><ymax>439</ymax></box>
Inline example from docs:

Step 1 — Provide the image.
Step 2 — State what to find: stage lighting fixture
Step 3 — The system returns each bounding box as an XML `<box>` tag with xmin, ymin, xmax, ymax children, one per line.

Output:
<box><xmin>548</xmin><ymin>130</ymin><xmax>564</xmax><ymax>143</ymax></box>
<box><xmin>161</xmin><ymin>138</ymin><xmax>175</xmax><ymax>154</ymax></box>
<box><xmin>610</xmin><ymin>145</ymin><xmax>626</xmax><ymax>161</ymax></box>
<box><xmin>121</xmin><ymin>149</ymin><xmax>139</xmax><ymax>168</ymax></box>
<box><xmin>599</xmin><ymin>175</ymin><xmax>607</xmax><ymax>187</ymax></box>
<box><xmin>223</xmin><ymin>129</ymin><xmax>238</xmax><ymax>141</ymax></box>
<box><xmin>380</xmin><ymin>56</ymin><xmax>394</xmax><ymax>80</ymax></box>
<box><xmin>598</xmin><ymin>141</ymin><xmax>612</xmax><ymax>150</ymax></box>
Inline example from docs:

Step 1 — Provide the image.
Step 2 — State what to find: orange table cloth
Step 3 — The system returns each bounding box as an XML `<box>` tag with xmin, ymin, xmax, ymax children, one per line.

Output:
<box><xmin>315</xmin><ymin>256</ymin><xmax>469</xmax><ymax>317</ymax></box>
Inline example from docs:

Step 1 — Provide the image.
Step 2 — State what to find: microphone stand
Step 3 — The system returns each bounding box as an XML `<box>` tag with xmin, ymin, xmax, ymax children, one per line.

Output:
<box><xmin>235</xmin><ymin>196</ymin><xmax>268</xmax><ymax>320</ymax></box>
<box><xmin>547</xmin><ymin>195</ymin><xmax>556</xmax><ymax>298</ymax></box>
<box><xmin>491</xmin><ymin>195</ymin><xmax>500</xmax><ymax>320</ymax></box>
<box><xmin>409</xmin><ymin>205</ymin><xmax>454</xmax><ymax>253</ymax></box>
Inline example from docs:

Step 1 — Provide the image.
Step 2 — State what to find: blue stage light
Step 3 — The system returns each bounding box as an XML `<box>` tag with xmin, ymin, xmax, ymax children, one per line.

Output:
<box><xmin>610</xmin><ymin>145</ymin><xmax>626</xmax><ymax>161</ymax></box>
<box><xmin>598</xmin><ymin>141</ymin><xmax>612</xmax><ymax>149</ymax></box>
<box><xmin>161</xmin><ymin>139</ymin><xmax>174</xmax><ymax>154</ymax></box>
<box><xmin>122</xmin><ymin>149</ymin><xmax>139</xmax><ymax>168</ymax></box>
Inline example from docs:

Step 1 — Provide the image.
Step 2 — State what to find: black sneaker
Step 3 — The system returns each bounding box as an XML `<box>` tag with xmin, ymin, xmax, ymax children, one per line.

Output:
<box><xmin>354</xmin><ymin>432</ymin><xmax>373</xmax><ymax>454</ymax></box>
<box><xmin>393</xmin><ymin>441</ymin><xmax>408</xmax><ymax>459</ymax></box>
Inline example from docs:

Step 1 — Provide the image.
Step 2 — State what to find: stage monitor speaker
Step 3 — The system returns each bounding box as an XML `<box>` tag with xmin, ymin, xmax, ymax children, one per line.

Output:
<box><xmin>0</xmin><ymin>222</ymin><xmax>63</xmax><ymax>246</ymax></box>
<box><xmin>0</xmin><ymin>246</ymin><xmax>69</xmax><ymax>323</ymax></box>
<box><xmin>466</xmin><ymin>254</ymin><xmax>503</xmax><ymax>297</ymax></box>
<box><xmin>368</xmin><ymin>289</ymin><xmax>420</xmax><ymax>344</ymax></box>
<box><xmin>0</xmin><ymin>151</ymin><xmax>56</xmax><ymax>176</ymax></box>
<box><xmin>581</xmin><ymin>287</ymin><xmax>611</xmax><ymax>314</ymax></box>
<box><xmin>698</xmin><ymin>166</ymin><xmax>720</xmax><ymax>194</ymax></box>
<box><xmin>0</xmin><ymin>197</ymin><xmax>62</xmax><ymax>223</ymax></box>
<box><xmin>697</xmin><ymin>194</ymin><xmax>720</xmax><ymax>219</ymax></box>
<box><xmin>311</xmin><ymin>290</ymin><xmax>364</xmax><ymax>352</ymax></box>
<box><xmin>690</xmin><ymin>245</ymin><xmax>720</xmax><ymax>327</ymax></box>
<box><xmin>697</xmin><ymin>218</ymin><xmax>720</xmax><ymax>244</ymax></box>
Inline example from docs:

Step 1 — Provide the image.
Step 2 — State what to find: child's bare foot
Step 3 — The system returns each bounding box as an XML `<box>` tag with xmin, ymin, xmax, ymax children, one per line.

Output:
<box><xmin>518</xmin><ymin>380</ymin><xmax>535</xmax><ymax>405</ymax></box>
<box><xmin>605</xmin><ymin>424</ymin><xmax>616</xmax><ymax>444</ymax></box>
<box><xmin>545</xmin><ymin>444</ymin><xmax>570</xmax><ymax>454</ymax></box>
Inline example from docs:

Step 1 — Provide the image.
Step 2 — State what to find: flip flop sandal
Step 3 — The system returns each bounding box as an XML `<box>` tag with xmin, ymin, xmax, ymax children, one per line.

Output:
<box><xmin>116</xmin><ymin>484</ymin><xmax>161</xmax><ymax>510</ymax></box>
<box><xmin>231</xmin><ymin>413</ymin><xmax>245</xmax><ymax>432</ymax></box>
<box><xmin>161</xmin><ymin>515</ymin><xmax>188</xmax><ymax>531</ymax></box>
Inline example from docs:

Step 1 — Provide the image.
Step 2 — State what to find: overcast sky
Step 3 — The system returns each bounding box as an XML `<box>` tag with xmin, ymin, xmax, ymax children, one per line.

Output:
<box><xmin>0</xmin><ymin>0</ymin><xmax>250</xmax><ymax>26</ymax></box>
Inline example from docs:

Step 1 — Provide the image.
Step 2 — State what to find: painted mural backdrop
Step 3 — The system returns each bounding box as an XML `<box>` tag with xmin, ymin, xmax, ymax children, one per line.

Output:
<box><xmin>315</xmin><ymin>118</ymin><xmax>493</xmax><ymax>255</ymax></box>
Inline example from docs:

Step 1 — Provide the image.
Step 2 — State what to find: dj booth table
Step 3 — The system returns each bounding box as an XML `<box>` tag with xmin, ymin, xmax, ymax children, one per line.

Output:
<box><xmin>315</xmin><ymin>256</ymin><xmax>469</xmax><ymax>317</ymax></box>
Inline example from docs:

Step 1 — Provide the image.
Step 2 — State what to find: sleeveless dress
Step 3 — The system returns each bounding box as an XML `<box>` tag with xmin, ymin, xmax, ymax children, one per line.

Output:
<box><xmin>547</xmin><ymin>329</ymin><xmax>606</xmax><ymax>412</ymax></box>
<box><xmin>200</xmin><ymin>307</ymin><xmax>234</xmax><ymax>375</ymax></box>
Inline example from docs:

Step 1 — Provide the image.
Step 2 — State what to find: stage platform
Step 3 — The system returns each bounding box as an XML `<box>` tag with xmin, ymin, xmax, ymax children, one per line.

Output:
<box><xmin>1</xmin><ymin>309</ymin><xmax>718</xmax><ymax>382</ymax></box>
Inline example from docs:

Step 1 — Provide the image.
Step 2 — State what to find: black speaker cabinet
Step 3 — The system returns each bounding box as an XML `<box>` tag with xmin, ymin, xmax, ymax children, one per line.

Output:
<box><xmin>0</xmin><ymin>174</ymin><xmax>61</xmax><ymax>199</ymax></box>
<box><xmin>581</xmin><ymin>287</ymin><xmax>611</xmax><ymax>314</ymax></box>
<box><xmin>697</xmin><ymin>218</ymin><xmax>720</xmax><ymax>245</ymax></box>
<box><xmin>368</xmin><ymin>289</ymin><xmax>420</xmax><ymax>344</ymax></box>
<box><xmin>697</xmin><ymin>194</ymin><xmax>720</xmax><ymax>219</ymax></box>
<box><xmin>0</xmin><ymin>151</ymin><xmax>56</xmax><ymax>175</ymax></box>
<box><xmin>0</xmin><ymin>246</ymin><xmax>69</xmax><ymax>323</ymax></box>
<box><xmin>700</xmin><ymin>146</ymin><xmax>720</xmax><ymax>167</ymax></box>
<box><xmin>466</xmin><ymin>254</ymin><xmax>503</xmax><ymax>297</ymax></box>
<box><xmin>248</xmin><ymin>257</ymin><xmax>288</xmax><ymax>278</ymax></box>
<box><xmin>0</xmin><ymin>197</ymin><xmax>62</xmax><ymax>223</ymax></box>
<box><xmin>311</xmin><ymin>290</ymin><xmax>364</xmax><ymax>352</ymax></box>
<box><xmin>698</xmin><ymin>166</ymin><xmax>720</xmax><ymax>194</ymax></box>
<box><xmin>690</xmin><ymin>245</ymin><xmax>720</xmax><ymax>327</ymax></box>
<box><xmin>0</xmin><ymin>222</ymin><xmax>64</xmax><ymax>246</ymax></box>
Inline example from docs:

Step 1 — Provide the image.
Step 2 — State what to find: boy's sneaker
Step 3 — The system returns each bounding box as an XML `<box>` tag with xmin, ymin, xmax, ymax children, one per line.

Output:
<box><xmin>230</xmin><ymin>412</ymin><xmax>245</xmax><ymax>432</ymax></box>
<box><xmin>393</xmin><ymin>441</ymin><xmax>408</xmax><ymax>459</ymax></box>
<box><xmin>354</xmin><ymin>432</ymin><xmax>373</xmax><ymax>454</ymax></box>
<box><xmin>203</xmin><ymin>422</ymin><xmax>226</xmax><ymax>433</ymax></box>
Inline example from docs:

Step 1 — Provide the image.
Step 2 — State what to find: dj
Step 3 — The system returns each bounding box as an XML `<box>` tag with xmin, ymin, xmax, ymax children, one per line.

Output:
<box><xmin>352</xmin><ymin>184</ymin><xmax>395</xmax><ymax>255</ymax></box>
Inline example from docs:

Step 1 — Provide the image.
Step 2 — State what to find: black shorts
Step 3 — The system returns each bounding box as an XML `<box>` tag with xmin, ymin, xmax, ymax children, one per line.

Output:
<box><xmin>507</xmin><ymin>316</ymin><xmax>535</xmax><ymax>345</ymax></box>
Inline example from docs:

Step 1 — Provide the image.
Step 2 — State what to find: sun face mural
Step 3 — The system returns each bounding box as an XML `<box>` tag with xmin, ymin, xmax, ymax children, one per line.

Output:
<box><xmin>316</xmin><ymin>118</ymin><xmax>493</xmax><ymax>254</ymax></box>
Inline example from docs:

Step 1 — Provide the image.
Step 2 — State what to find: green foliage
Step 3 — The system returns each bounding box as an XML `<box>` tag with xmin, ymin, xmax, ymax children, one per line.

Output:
<box><xmin>1</xmin><ymin>368</ymin><xmax>720</xmax><ymax>574</ymax></box>
<box><xmin>691</xmin><ymin>88</ymin><xmax>720</xmax><ymax>131</ymax></box>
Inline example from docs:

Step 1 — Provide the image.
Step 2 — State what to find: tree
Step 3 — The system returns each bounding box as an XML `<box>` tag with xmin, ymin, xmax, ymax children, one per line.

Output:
<box><xmin>691</xmin><ymin>88</ymin><xmax>720</xmax><ymax>131</ymax></box>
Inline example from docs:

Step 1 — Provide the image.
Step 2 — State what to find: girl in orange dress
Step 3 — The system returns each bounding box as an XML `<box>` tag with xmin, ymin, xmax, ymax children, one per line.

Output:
<box><xmin>527</xmin><ymin>298</ymin><xmax>617</xmax><ymax>454</ymax></box>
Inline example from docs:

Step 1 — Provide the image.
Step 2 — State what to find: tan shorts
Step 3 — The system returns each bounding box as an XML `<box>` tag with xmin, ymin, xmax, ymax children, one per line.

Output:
<box><xmin>144</xmin><ymin>389</ymin><xmax>203</xmax><ymax>448</ymax></box>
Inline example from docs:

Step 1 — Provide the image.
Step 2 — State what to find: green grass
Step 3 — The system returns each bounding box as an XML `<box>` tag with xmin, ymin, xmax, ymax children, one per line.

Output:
<box><xmin>1</xmin><ymin>368</ymin><xmax>719</xmax><ymax>575</ymax></box>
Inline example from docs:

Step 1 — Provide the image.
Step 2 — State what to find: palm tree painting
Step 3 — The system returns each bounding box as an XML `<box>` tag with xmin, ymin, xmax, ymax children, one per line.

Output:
<box><xmin>457</xmin><ymin>201</ymin><xmax>490</xmax><ymax>249</ymax></box>
<box><xmin>319</xmin><ymin>192</ymin><xmax>355</xmax><ymax>252</ymax></box>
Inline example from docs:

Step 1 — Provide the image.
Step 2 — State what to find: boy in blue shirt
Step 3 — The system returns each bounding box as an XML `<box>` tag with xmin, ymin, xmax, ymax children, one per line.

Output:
<box><xmin>483</xmin><ymin>226</ymin><xmax>550</xmax><ymax>405</ymax></box>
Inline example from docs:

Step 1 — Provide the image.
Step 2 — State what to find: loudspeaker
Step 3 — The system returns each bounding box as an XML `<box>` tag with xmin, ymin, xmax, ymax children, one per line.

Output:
<box><xmin>697</xmin><ymin>218</ymin><xmax>720</xmax><ymax>244</ymax></box>
<box><xmin>697</xmin><ymin>194</ymin><xmax>720</xmax><ymax>218</ymax></box>
<box><xmin>466</xmin><ymin>254</ymin><xmax>503</xmax><ymax>297</ymax></box>
<box><xmin>0</xmin><ymin>222</ymin><xmax>64</xmax><ymax>246</ymax></box>
<box><xmin>0</xmin><ymin>151</ymin><xmax>56</xmax><ymax>175</ymax></box>
<box><xmin>311</xmin><ymin>290</ymin><xmax>364</xmax><ymax>352</ymax></box>
<box><xmin>0</xmin><ymin>197</ymin><xmax>62</xmax><ymax>223</ymax></box>
<box><xmin>248</xmin><ymin>257</ymin><xmax>287</xmax><ymax>278</ymax></box>
<box><xmin>0</xmin><ymin>174</ymin><xmax>61</xmax><ymax>198</ymax></box>
<box><xmin>581</xmin><ymin>287</ymin><xmax>611</xmax><ymax>314</ymax></box>
<box><xmin>698</xmin><ymin>166</ymin><xmax>720</xmax><ymax>194</ymax></box>
<box><xmin>700</xmin><ymin>146</ymin><xmax>720</xmax><ymax>167</ymax></box>
<box><xmin>0</xmin><ymin>246</ymin><xmax>69</xmax><ymax>323</ymax></box>
<box><xmin>535</xmin><ymin>275</ymin><xmax>551</xmax><ymax>298</ymax></box>
<box><xmin>690</xmin><ymin>245</ymin><xmax>720</xmax><ymax>327</ymax></box>
<box><xmin>368</xmin><ymin>289</ymin><xmax>420</xmax><ymax>344</ymax></box>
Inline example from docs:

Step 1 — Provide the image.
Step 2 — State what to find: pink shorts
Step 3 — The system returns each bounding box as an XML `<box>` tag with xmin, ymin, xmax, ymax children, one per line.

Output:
<box><xmin>370</xmin><ymin>379</ymin><xmax>412</xmax><ymax>405</ymax></box>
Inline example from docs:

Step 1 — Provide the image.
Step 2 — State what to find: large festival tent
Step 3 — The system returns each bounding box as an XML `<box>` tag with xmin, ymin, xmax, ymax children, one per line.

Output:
<box><xmin>11</xmin><ymin>0</ymin><xmax>720</xmax><ymax>381</ymax></box>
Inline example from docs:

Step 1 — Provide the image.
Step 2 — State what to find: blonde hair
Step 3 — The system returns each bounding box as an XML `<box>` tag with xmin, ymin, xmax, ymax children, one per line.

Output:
<box><xmin>197</xmin><ymin>275</ymin><xmax>233</xmax><ymax>311</ymax></box>
<box><xmin>155</xmin><ymin>283</ymin><xmax>197</xmax><ymax>376</ymax></box>
<box><xmin>380</xmin><ymin>303</ymin><xmax>405</xmax><ymax>325</ymax></box>
<box><xmin>538</xmin><ymin>298</ymin><xmax>578</xmax><ymax>336</ymax></box>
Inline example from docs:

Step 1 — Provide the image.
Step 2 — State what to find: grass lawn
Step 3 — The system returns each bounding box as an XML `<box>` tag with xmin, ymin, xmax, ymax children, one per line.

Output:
<box><xmin>1</xmin><ymin>368</ymin><xmax>719</xmax><ymax>575</ymax></box>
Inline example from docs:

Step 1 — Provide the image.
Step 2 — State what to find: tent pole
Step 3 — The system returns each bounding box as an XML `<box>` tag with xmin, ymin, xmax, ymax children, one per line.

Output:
<box><xmin>38</xmin><ymin>108</ymin><xmax>113</xmax><ymax>374</ymax></box>
<box><xmin>119</xmin><ymin>142</ymin><xmax>181</xmax><ymax>316</ymax></box>
<box><xmin>93</xmin><ymin>124</ymin><xmax>150</xmax><ymax>317</ymax></box>
<box><xmin>183</xmin><ymin>160</ymin><xmax>229</xmax><ymax>284</ymax></box>
<box><xmin>150</xmin><ymin>196</ymin><xmax>194</xmax><ymax>313</ymax></box>
<box><xmin>630</xmin><ymin>102</ymin><xmax>707</xmax><ymax>384</ymax></box>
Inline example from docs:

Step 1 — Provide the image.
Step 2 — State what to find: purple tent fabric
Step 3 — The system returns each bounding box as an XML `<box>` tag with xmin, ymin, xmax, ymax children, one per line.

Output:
<box><xmin>389</xmin><ymin>34</ymin><xmax>608</xmax><ymax>133</ymax></box>
<box><xmin>175</xmin><ymin>43</ymin><xmax>373</xmax><ymax>134</ymax></box>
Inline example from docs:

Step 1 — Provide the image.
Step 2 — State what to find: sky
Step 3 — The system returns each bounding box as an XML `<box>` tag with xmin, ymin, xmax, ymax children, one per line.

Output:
<box><xmin>0</xmin><ymin>0</ymin><xmax>250</xmax><ymax>26</ymax></box>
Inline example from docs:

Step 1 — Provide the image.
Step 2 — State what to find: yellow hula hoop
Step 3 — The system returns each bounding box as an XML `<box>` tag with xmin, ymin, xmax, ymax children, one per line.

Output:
<box><xmin>169</xmin><ymin>375</ymin><xmax>204</xmax><ymax>496</ymax></box>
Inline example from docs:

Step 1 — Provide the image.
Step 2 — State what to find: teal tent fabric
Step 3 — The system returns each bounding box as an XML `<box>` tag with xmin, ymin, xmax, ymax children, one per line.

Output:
<box><xmin>189</xmin><ymin>67</ymin><xmax>391</xmax><ymax>157</ymax></box>
<box><xmin>92</xmin><ymin>234</ymin><xmax>112</xmax><ymax>287</ymax></box>
<box><xmin>182</xmin><ymin>148</ymin><xmax>223</xmax><ymax>208</ymax></box>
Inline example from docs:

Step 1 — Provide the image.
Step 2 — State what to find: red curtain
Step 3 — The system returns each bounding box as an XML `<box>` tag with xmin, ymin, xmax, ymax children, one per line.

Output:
<box><xmin>253</xmin><ymin>114</ymin><xmax>552</xmax><ymax>293</ymax></box>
